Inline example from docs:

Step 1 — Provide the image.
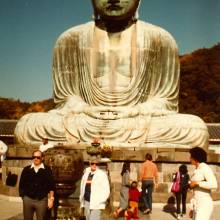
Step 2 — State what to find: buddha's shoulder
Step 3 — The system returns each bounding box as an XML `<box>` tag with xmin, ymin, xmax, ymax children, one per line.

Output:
<box><xmin>57</xmin><ymin>21</ymin><xmax>94</xmax><ymax>41</ymax></box>
<box><xmin>138</xmin><ymin>20</ymin><xmax>176</xmax><ymax>42</ymax></box>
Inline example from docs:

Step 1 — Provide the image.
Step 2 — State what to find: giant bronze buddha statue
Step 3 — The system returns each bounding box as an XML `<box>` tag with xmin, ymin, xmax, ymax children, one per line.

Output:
<box><xmin>15</xmin><ymin>0</ymin><xmax>209</xmax><ymax>149</ymax></box>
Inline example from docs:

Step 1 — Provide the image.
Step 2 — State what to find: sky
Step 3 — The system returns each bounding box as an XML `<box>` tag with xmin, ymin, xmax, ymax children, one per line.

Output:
<box><xmin>0</xmin><ymin>0</ymin><xmax>219</xmax><ymax>103</ymax></box>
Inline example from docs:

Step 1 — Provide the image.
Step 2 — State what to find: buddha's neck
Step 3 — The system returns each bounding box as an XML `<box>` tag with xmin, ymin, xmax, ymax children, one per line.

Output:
<box><xmin>96</xmin><ymin>18</ymin><xmax>136</xmax><ymax>33</ymax></box>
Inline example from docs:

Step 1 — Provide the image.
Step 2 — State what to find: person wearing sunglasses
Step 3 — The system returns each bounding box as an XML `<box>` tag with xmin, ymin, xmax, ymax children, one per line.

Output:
<box><xmin>19</xmin><ymin>150</ymin><xmax>55</xmax><ymax>220</ymax></box>
<box><xmin>79</xmin><ymin>156</ymin><xmax>110</xmax><ymax>220</ymax></box>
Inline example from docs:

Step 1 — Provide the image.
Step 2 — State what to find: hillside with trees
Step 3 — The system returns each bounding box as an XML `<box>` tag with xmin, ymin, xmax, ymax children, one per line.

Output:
<box><xmin>0</xmin><ymin>97</ymin><xmax>55</xmax><ymax>119</ymax></box>
<box><xmin>179</xmin><ymin>43</ymin><xmax>220</xmax><ymax>122</ymax></box>
<box><xmin>0</xmin><ymin>43</ymin><xmax>219</xmax><ymax>122</ymax></box>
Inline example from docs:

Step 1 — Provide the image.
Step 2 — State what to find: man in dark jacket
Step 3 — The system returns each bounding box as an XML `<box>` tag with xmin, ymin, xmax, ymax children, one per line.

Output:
<box><xmin>19</xmin><ymin>150</ymin><xmax>55</xmax><ymax>220</ymax></box>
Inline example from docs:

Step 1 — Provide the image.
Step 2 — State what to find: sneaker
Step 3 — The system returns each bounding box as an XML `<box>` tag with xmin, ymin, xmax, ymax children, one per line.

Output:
<box><xmin>176</xmin><ymin>214</ymin><xmax>181</xmax><ymax>219</ymax></box>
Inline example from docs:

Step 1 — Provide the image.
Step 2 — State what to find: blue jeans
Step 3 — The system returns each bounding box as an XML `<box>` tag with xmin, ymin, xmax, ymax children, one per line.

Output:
<box><xmin>141</xmin><ymin>180</ymin><xmax>154</xmax><ymax>210</ymax></box>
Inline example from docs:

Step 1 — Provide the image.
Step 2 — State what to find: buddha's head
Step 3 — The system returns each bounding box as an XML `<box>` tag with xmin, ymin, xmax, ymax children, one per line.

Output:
<box><xmin>91</xmin><ymin>0</ymin><xmax>141</xmax><ymax>22</ymax></box>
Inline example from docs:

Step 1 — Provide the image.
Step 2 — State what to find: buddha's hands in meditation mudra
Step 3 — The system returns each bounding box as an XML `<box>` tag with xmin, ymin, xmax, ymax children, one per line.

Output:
<box><xmin>56</xmin><ymin>94</ymin><xmax>174</xmax><ymax>120</ymax></box>
<box><xmin>56</xmin><ymin>100</ymin><xmax>140</xmax><ymax>120</ymax></box>
<box><xmin>84</xmin><ymin>106</ymin><xmax>139</xmax><ymax>120</ymax></box>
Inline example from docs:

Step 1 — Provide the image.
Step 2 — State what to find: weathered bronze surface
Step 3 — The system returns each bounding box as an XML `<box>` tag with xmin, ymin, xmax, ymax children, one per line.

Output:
<box><xmin>14</xmin><ymin>0</ymin><xmax>208</xmax><ymax>150</ymax></box>
<box><xmin>44</xmin><ymin>147</ymin><xmax>84</xmax><ymax>196</ymax></box>
<box><xmin>44</xmin><ymin>148</ymin><xmax>84</xmax><ymax>219</ymax></box>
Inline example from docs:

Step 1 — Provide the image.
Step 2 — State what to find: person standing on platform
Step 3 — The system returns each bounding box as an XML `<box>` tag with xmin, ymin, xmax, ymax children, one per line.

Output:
<box><xmin>189</xmin><ymin>147</ymin><xmax>217</xmax><ymax>220</ymax></box>
<box><xmin>19</xmin><ymin>150</ymin><xmax>55</xmax><ymax>220</ymax></box>
<box><xmin>113</xmin><ymin>161</ymin><xmax>131</xmax><ymax>218</ymax></box>
<box><xmin>0</xmin><ymin>140</ymin><xmax>8</xmax><ymax>162</ymax></box>
<box><xmin>139</xmin><ymin>153</ymin><xmax>158</xmax><ymax>214</ymax></box>
<box><xmin>173</xmin><ymin>164</ymin><xmax>190</xmax><ymax>219</ymax></box>
<box><xmin>79</xmin><ymin>157</ymin><xmax>110</xmax><ymax>220</ymax></box>
<box><xmin>39</xmin><ymin>138</ymin><xmax>54</xmax><ymax>152</ymax></box>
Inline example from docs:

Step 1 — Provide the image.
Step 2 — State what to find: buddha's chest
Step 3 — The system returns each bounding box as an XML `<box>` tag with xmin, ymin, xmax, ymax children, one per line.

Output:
<box><xmin>90</xmin><ymin>41</ymin><xmax>136</xmax><ymax>90</ymax></box>
<box><xmin>92</xmin><ymin>47</ymin><xmax>132</xmax><ymax>76</ymax></box>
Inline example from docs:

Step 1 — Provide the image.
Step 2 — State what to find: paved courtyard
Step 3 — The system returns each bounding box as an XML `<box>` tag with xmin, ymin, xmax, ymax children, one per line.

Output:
<box><xmin>0</xmin><ymin>195</ymin><xmax>219</xmax><ymax>220</ymax></box>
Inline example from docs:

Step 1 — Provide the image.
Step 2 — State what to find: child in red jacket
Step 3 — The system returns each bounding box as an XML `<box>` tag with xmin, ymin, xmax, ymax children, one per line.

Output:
<box><xmin>124</xmin><ymin>181</ymin><xmax>141</xmax><ymax>220</ymax></box>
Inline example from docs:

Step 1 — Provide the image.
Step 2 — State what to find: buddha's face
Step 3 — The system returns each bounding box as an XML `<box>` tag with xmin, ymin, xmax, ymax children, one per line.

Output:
<box><xmin>92</xmin><ymin>0</ymin><xmax>140</xmax><ymax>21</ymax></box>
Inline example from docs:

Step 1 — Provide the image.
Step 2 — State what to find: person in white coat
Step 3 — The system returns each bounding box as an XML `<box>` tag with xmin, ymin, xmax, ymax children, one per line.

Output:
<box><xmin>79</xmin><ymin>157</ymin><xmax>110</xmax><ymax>220</ymax></box>
<box><xmin>189</xmin><ymin>147</ymin><xmax>217</xmax><ymax>220</ymax></box>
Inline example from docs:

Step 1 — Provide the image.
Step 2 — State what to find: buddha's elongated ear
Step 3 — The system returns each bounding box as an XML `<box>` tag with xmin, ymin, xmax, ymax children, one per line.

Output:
<box><xmin>92</xmin><ymin>9</ymin><xmax>101</xmax><ymax>22</ymax></box>
<box><xmin>132</xmin><ymin>0</ymin><xmax>141</xmax><ymax>21</ymax></box>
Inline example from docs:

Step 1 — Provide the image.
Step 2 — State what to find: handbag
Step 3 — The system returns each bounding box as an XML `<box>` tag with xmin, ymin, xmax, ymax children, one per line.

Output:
<box><xmin>171</xmin><ymin>172</ymin><xmax>180</xmax><ymax>193</ymax></box>
<box><xmin>6</xmin><ymin>171</ymin><xmax>18</xmax><ymax>187</ymax></box>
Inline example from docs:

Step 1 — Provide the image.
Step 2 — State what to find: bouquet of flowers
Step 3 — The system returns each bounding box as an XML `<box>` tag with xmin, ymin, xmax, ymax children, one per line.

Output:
<box><xmin>91</xmin><ymin>138</ymin><xmax>101</xmax><ymax>147</ymax></box>
<box><xmin>86</xmin><ymin>138</ymin><xmax>101</xmax><ymax>155</ymax></box>
<box><xmin>99</xmin><ymin>144</ymin><xmax>113</xmax><ymax>158</ymax></box>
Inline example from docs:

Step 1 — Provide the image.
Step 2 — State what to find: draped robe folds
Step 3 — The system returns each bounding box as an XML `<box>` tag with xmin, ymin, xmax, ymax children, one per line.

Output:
<box><xmin>14</xmin><ymin>21</ymin><xmax>209</xmax><ymax>149</ymax></box>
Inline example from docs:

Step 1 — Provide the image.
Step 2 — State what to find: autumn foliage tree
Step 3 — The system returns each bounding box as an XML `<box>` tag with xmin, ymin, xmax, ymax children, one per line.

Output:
<box><xmin>179</xmin><ymin>43</ymin><xmax>220</xmax><ymax>122</ymax></box>
<box><xmin>0</xmin><ymin>97</ymin><xmax>55</xmax><ymax>119</ymax></box>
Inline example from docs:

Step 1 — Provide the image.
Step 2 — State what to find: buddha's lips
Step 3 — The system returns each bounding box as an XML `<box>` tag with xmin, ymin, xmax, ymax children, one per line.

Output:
<box><xmin>106</xmin><ymin>5</ymin><xmax>122</xmax><ymax>10</ymax></box>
